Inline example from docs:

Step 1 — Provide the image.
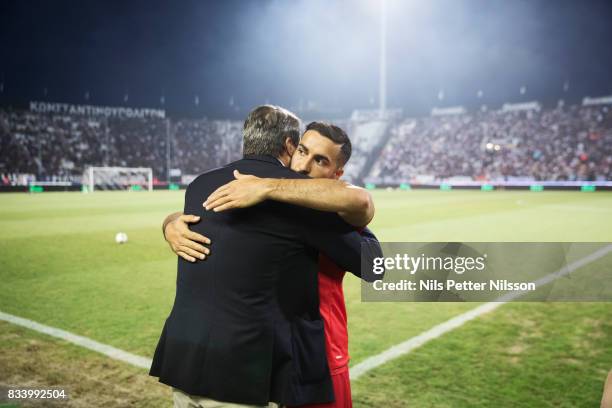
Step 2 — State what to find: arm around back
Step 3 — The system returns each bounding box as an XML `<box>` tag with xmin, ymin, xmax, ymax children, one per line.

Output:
<box><xmin>299</xmin><ymin>209</ymin><xmax>383</xmax><ymax>279</ymax></box>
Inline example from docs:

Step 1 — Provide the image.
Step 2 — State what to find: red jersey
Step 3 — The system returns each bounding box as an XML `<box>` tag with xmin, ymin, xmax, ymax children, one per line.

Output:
<box><xmin>317</xmin><ymin>253</ymin><xmax>349</xmax><ymax>374</ymax></box>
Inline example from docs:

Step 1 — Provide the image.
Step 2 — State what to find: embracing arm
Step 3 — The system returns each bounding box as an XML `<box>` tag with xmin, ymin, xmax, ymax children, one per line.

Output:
<box><xmin>301</xmin><ymin>211</ymin><xmax>383</xmax><ymax>280</ymax></box>
<box><xmin>162</xmin><ymin>211</ymin><xmax>182</xmax><ymax>235</ymax></box>
<box><xmin>204</xmin><ymin>170</ymin><xmax>375</xmax><ymax>227</ymax></box>
<box><xmin>161</xmin><ymin>211</ymin><xmax>211</xmax><ymax>262</ymax></box>
<box><xmin>265</xmin><ymin>178</ymin><xmax>374</xmax><ymax>227</ymax></box>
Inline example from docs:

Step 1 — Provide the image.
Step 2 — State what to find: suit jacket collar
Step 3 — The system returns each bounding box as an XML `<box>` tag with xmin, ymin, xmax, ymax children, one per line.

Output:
<box><xmin>243</xmin><ymin>154</ymin><xmax>284</xmax><ymax>167</ymax></box>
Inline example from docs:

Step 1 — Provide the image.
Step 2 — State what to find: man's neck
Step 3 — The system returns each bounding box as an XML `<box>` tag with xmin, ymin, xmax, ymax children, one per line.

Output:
<box><xmin>276</xmin><ymin>155</ymin><xmax>290</xmax><ymax>167</ymax></box>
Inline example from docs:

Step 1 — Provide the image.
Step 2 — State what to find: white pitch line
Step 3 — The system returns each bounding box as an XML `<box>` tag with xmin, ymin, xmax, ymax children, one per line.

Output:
<box><xmin>0</xmin><ymin>311</ymin><xmax>152</xmax><ymax>369</ymax></box>
<box><xmin>350</xmin><ymin>244</ymin><xmax>612</xmax><ymax>380</ymax></box>
<box><xmin>2</xmin><ymin>245</ymin><xmax>611</xmax><ymax>378</ymax></box>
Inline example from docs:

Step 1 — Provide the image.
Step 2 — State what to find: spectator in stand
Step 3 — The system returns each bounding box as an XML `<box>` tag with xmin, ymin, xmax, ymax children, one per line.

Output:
<box><xmin>1</xmin><ymin>104</ymin><xmax>611</xmax><ymax>185</ymax></box>
<box><xmin>371</xmin><ymin>104</ymin><xmax>612</xmax><ymax>183</ymax></box>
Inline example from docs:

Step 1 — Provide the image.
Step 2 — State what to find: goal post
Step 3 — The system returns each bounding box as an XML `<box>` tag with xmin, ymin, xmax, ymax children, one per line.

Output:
<box><xmin>83</xmin><ymin>166</ymin><xmax>153</xmax><ymax>192</ymax></box>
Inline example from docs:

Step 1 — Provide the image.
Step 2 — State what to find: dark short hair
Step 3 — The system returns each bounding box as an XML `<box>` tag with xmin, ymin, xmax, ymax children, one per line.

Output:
<box><xmin>243</xmin><ymin>105</ymin><xmax>301</xmax><ymax>157</ymax></box>
<box><xmin>304</xmin><ymin>122</ymin><xmax>352</xmax><ymax>167</ymax></box>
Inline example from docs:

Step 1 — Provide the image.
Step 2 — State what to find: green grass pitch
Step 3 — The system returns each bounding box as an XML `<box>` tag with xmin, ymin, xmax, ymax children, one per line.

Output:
<box><xmin>0</xmin><ymin>189</ymin><xmax>611</xmax><ymax>407</ymax></box>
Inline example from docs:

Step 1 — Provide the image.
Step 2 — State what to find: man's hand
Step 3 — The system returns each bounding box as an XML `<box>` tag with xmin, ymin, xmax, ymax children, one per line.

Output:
<box><xmin>164</xmin><ymin>214</ymin><xmax>211</xmax><ymax>262</ymax></box>
<box><xmin>204</xmin><ymin>170</ymin><xmax>272</xmax><ymax>212</ymax></box>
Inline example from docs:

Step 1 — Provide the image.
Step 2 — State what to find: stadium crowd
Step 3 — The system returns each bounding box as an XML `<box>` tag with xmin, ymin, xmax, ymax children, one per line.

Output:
<box><xmin>370</xmin><ymin>104</ymin><xmax>612</xmax><ymax>183</ymax></box>
<box><xmin>0</xmin><ymin>109</ymin><xmax>242</xmax><ymax>185</ymax></box>
<box><xmin>173</xmin><ymin>119</ymin><xmax>242</xmax><ymax>175</ymax></box>
<box><xmin>1</xmin><ymin>103</ymin><xmax>611</xmax><ymax>185</ymax></box>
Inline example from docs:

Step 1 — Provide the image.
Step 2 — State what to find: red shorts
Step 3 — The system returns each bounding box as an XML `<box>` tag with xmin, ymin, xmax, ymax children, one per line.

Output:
<box><xmin>291</xmin><ymin>368</ymin><xmax>352</xmax><ymax>408</ymax></box>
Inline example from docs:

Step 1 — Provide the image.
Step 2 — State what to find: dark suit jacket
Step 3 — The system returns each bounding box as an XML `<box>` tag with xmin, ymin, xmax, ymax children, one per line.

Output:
<box><xmin>150</xmin><ymin>154</ymin><xmax>382</xmax><ymax>405</ymax></box>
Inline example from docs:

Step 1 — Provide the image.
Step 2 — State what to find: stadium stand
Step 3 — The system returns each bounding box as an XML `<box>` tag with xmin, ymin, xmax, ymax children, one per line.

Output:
<box><xmin>173</xmin><ymin>119</ymin><xmax>242</xmax><ymax>175</ymax></box>
<box><xmin>368</xmin><ymin>104</ymin><xmax>612</xmax><ymax>184</ymax></box>
<box><xmin>1</xmin><ymin>103</ymin><xmax>611</xmax><ymax>186</ymax></box>
<box><xmin>0</xmin><ymin>110</ymin><xmax>242</xmax><ymax>185</ymax></box>
<box><xmin>341</xmin><ymin>119</ymin><xmax>389</xmax><ymax>182</ymax></box>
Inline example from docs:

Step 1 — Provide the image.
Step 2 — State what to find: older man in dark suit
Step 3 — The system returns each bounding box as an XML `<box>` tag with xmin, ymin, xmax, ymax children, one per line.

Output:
<box><xmin>150</xmin><ymin>105</ymin><xmax>381</xmax><ymax>407</ymax></box>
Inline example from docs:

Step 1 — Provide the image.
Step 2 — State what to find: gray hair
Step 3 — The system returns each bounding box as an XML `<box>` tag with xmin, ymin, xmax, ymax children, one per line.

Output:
<box><xmin>243</xmin><ymin>105</ymin><xmax>301</xmax><ymax>157</ymax></box>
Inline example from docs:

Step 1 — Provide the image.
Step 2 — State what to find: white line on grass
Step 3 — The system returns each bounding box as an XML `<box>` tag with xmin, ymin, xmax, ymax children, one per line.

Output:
<box><xmin>0</xmin><ymin>311</ymin><xmax>152</xmax><ymax>369</ymax></box>
<box><xmin>350</xmin><ymin>243</ymin><xmax>612</xmax><ymax>380</ymax></box>
<box><xmin>1</xmin><ymin>245</ymin><xmax>611</xmax><ymax>377</ymax></box>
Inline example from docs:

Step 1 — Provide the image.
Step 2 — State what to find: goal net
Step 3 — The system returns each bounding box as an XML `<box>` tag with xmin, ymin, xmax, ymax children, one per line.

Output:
<box><xmin>82</xmin><ymin>166</ymin><xmax>153</xmax><ymax>192</ymax></box>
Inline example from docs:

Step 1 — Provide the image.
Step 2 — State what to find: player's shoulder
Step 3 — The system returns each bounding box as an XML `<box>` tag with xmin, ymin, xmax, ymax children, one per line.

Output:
<box><xmin>187</xmin><ymin>157</ymin><xmax>308</xmax><ymax>192</ymax></box>
<box><xmin>233</xmin><ymin>156</ymin><xmax>309</xmax><ymax>179</ymax></box>
<box><xmin>262</xmin><ymin>165</ymin><xmax>309</xmax><ymax>179</ymax></box>
<box><xmin>187</xmin><ymin>165</ymin><xmax>231</xmax><ymax>190</ymax></box>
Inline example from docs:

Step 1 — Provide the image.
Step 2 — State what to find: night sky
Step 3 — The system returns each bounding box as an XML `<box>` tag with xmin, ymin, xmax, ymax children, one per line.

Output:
<box><xmin>1</xmin><ymin>0</ymin><xmax>611</xmax><ymax>119</ymax></box>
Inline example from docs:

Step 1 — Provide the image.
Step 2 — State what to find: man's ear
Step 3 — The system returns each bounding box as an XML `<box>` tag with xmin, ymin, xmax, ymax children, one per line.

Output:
<box><xmin>333</xmin><ymin>168</ymin><xmax>344</xmax><ymax>180</ymax></box>
<box><xmin>285</xmin><ymin>137</ymin><xmax>297</xmax><ymax>156</ymax></box>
